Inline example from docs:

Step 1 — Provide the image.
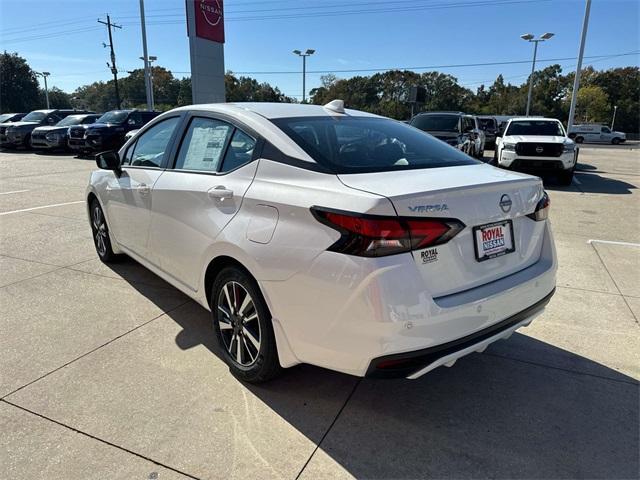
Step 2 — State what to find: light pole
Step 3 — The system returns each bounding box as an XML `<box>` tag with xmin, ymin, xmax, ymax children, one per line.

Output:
<box><xmin>521</xmin><ymin>32</ymin><xmax>554</xmax><ymax>116</ymax></box>
<box><xmin>567</xmin><ymin>0</ymin><xmax>591</xmax><ymax>133</ymax></box>
<box><xmin>140</xmin><ymin>55</ymin><xmax>157</xmax><ymax>110</ymax></box>
<box><xmin>293</xmin><ymin>49</ymin><xmax>315</xmax><ymax>103</ymax></box>
<box><xmin>35</xmin><ymin>71</ymin><xmax>51</xmax><ymax>109</ymax></box>
<box><xmin>611</xmin><ymin>105</ymin><xmax>618</xmax><ymax>130</ymax></box>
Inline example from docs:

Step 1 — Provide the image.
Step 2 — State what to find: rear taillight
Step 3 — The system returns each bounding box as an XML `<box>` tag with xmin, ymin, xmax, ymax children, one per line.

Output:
<box><xmin>527</xmin><ymin>191</ymin><xmax>550</xmax><ymax>221</ymax></box>
<box><xmin>311</xmin><ymin>207</ymin><xmax>465</xmax><ymax>257</ymax></box>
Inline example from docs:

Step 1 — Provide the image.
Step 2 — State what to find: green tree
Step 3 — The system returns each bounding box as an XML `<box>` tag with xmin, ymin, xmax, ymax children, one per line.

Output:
<box><xmin>40</xmin><ymin>87</ymin><xmax>71</xmax><ymax>109</ymax></box>
<box><xmin>225</xmin><ymin>73</ymin><xmax>295</xmax><ymax>102</ymax></box>
<box><xmin>0</xmin><ymin>52</ymin><xmax>40</xmax><ymax>112</ymax></box>
<box><xmin>575</xmin><ymin>85</ymin><xmax>610</xmax><ymax>123</ymax></box>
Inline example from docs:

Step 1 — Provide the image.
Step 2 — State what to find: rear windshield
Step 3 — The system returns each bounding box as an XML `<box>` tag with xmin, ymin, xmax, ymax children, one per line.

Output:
<box><xmin>22</xmin><ymin>111</ymin><xmax>47</xmax><ymax>122</ymax></box>
<box><xmin>505</xmin><ymin>120</ymin><xmax>565</xmax><ymax>136</ymax></box>
<box><xmin>272</xmin><ymin>116</ymin><xmax>478</xmax><ymax>174</ymax></box>
<box><xmin>96</xmin><ymin>111</ymin><xmax>129</xmax><ymax>124</ymax></box>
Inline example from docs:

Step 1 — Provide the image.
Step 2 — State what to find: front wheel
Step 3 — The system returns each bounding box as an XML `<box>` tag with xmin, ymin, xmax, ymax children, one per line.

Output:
<box><xmin>211</xmin><ymin>267</ymin><xmax>282</xmax><ymax>383</ymax></box>
<box><xmin>90</xmin><ymin>199</ymin><xmax>121</xmax><ymax>263</ymax></box>
<box><xmin>575</xmin><ymin>136</ymin><xmax>584</xmax><ymax>144</ymax></box>
<box><xmin>612</xmin><ymin>137</ymin><xmax>621</xmax><ymax>145</ymax></box>
<box><xmin>558</xmin><ymin>168</ymin><xmax>574</xmax><ymax>186</ymax></box>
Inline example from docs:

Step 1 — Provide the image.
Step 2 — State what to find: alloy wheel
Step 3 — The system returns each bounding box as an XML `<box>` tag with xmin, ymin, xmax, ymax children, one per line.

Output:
<box><xmin>92</xmin><ymin>205</ymin><xmax>108</xmax><ymax>257</ymax></box>
<box><xmin>216</xmin><ymin>281</ymin><xmax>261</xmax><ymax>366</ymax></box>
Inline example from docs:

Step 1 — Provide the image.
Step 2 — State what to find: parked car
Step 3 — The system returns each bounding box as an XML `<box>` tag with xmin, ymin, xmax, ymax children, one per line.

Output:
<box><xmin>568</xmin><ymin>124</ymin><xmax>626</xmax><ymax>144</ymax></box>
<box><xmin>471</xmin><ymin>116</ymin><xmax>486</xmax><ymax>159</ymax></box>
<box><xmin>494</xmin><ymin>117</ymin><xmax>578</xmax><ymax>185</ymax></box>
<box><xmin>0</xmin><ymin>109</ymin><xmax>91</xmax><ymax>149</ymax></box>
<box><xmin>68</xmin><ymin>124</ymin><xmax>95</xmax><ymax>155</ymax></box>
<box><xmin>30</xmin><ymin>114</ymin><xmax>100</xmax><ymax>151</ymax></box>
<box><xmin>477</xmin><ymin>116</ymin><xmax>499</xmax><ymax>149</ymax></box>
<box><xmin>410</xmin><ymin>111</ymin><xmax>482</xmax><ymax>157</ymax></box>
<box><xmin>83</xmin><ymin>109</ymin><xmax>160</xmax><ymax>153</ymax></box>
<box><xmin>87</xmin><ymin>101</ymin><xmax>557</xmax><ymax>383</ymax></box>
<box><xmin>0</xmin><ymin>113</ymin><xmax>26</xmax><ymax>124</ymax></box>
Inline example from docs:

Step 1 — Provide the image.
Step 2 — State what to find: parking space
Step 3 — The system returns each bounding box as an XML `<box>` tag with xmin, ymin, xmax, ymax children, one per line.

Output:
<box><xmin>1</xmin><ymin>146</ymin><xmax>638</xmax><ymax>479</ymax></box>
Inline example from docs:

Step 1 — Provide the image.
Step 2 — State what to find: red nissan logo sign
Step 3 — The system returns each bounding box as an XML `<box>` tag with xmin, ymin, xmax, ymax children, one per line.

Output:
<box><xmin>194</xmin><ymin>0</ymin><xmax>225</xmax><ymax>43</ymax></box>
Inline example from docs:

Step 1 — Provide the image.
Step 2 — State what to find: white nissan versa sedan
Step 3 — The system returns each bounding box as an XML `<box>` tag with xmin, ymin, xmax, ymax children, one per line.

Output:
<box><xmin>86</xmin><ymin>101</ymin><xmax>557</xmax><ymax>382</ymax></box>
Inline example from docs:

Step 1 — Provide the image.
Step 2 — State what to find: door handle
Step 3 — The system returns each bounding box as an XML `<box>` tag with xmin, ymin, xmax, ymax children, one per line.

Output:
<box><xmin>208</xmin><ymin>186</ymin><xmax>233</xmax><ymax>201</ymax></box>
<box><xmin>137</xmin><ymin>184</ymin><xmax>151</xmax><ymax>195</ymax></box>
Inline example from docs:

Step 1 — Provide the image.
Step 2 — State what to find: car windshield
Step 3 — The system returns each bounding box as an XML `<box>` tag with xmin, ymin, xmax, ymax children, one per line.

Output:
<box><xmin>506</xmin><ymin>120</ymin><xmax>564</xmax><ymax>136</ymax></box>
<box><xmin>272</xmin><ymin>116</ymin><xmax>478</xmax><ymax>174</ymax></box>
<box><xmin>410</xmin><ymin>115</ymin><xmax>459</xmax><ymax>132</ymax></box>
<box><xmin>96</xmin><ymin>111</ymin><xmax>129</xmax><ymax>124</ymax></box>
<box><xmin>0</xmin><ymin>114</ymin><xmax>15</xmax><ymax>123</ymax></box>
<box><xmin>22</xmin><ymin>111</ymin><xmax>47</xmax><ymax>122</ymax></box>
<box><xmin>478</xmin><ymin>118</ymin><xmax>497</xmax><ymax>129</ymax></box>
<box><xmin>56</xmin><ymin>115</ymin><xmax>85</xmax><ymax>127</ymax></box>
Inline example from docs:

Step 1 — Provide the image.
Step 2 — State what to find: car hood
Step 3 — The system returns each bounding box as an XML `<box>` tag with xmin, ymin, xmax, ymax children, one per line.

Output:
<box><xmin>87</xmin><ymin>122</ymin><xmax>124</xmax><ymax>130</ymax></box>
<box><xmin>6</xmin><ymin>121</ymin><xmax>40</xmax><ymax>129</ymax></box>
<box><xmin>33</xmin><ymin>126</ymin><xmax>69</xmax><ymax>134</ymax></box>
<box><xmin>503</xmin><ymin>135</ymin><xmax>568</xmax><ymax>144</ymax></box>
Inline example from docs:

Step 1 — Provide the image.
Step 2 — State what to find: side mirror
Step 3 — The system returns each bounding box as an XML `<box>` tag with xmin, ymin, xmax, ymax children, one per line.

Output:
<box><xmin>96</xmin><ymin>150</ymin><xmax>121</xmax><ymax>172</ymax></box>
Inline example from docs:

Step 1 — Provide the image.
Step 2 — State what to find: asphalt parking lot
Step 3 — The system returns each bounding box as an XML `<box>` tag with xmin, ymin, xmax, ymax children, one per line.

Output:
<box><xmin>1</xmin><ymin>145</ymin><xmax>638</xmax><ymax>479</ymax></box>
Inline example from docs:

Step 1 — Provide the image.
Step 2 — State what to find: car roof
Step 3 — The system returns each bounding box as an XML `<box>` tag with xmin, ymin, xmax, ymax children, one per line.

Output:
<box><xmin>508</xmin><ymin>117</ymin><xmax>558</xmax><ymax>122</ymax></box>
<box><xmin>173</xmin><ymin>102</ymin><xmax>381</xmax><ymax>120</ymax></box>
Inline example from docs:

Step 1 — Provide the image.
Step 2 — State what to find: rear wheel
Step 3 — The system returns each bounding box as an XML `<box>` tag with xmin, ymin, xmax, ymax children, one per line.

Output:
<box><xmin>211</xmin><ymin>267</ymin><xmax>281</xmax><ymax>383</ymax></box>
<box><xmin>90</xmin><ymin>199</ymin><xmax>121</xmax><ymax>263</ymax></box>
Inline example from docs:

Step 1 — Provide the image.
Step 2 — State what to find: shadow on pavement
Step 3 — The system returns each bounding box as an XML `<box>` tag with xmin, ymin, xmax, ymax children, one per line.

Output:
<box><xmin>545</xmin><ymin>171</ymin><xmax>637</xmax><ymax>194</ymax></box>
<box><xmin>103</xmin><ymin>257</ymin><xmax>639</xmax><ymax>479</ymax></box>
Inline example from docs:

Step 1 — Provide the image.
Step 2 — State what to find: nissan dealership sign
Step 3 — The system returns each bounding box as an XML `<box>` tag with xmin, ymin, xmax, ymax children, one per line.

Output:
<box><xmin>186</xmin><ymin>0</ymin><xmax>226</xmax><ymax>103</ymax></box>
<box><xmin>195</xmin><ymin>0</ymin><xmax>225</xmax><ymax>43</ymax></box>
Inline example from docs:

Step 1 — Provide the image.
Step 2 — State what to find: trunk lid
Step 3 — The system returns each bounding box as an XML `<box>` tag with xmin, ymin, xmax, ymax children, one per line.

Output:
<box><xmin>338</xmin><ymin>164</ymin><xmax>546</xmax><ymax>298</ymax></box>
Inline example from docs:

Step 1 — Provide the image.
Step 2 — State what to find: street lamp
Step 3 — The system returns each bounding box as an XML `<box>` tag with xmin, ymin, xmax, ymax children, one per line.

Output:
<box><xmin>521</xmin><ymin>32</ymin><xmax>554</xmax><ymax>116</ymax></box>
<box><xmin>140</xmin><ymin>55</ymin><xmax>157</xmax><ymax>110</ymax></box>
<box><xmin>35</xmin><ymin>71</ymin><xmax>51</xmax><ymax>109</ymax></box>
<box><xmin>611</xmin><ymin>105</ymin><xmax>618</xmax><ymax>130</ymax></box>
<box><xmin>293</xmin><ymin>49</ymin><xmax>315</xmax><ymax>103</ymax></box>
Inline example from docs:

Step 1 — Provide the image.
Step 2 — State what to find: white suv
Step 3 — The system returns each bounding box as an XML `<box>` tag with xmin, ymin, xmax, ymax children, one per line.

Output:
<box><xmin>87</xmin><ymin>101</ymin><xmax>557</xmax><ymax>382</ymax></box>
<box><xmin>494</xmin><ymin>117</ymin><xmax>578</xmax><ymax>185</ymax></box>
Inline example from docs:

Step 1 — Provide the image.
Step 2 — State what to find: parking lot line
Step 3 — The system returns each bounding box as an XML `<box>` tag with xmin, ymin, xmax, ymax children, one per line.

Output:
<box><xmin>588</xmin><ymin>239</ymin><xmax>640</xmax><ymax>247</ymax></box>
<box><xmin>0</xmin><ymin>189</ymin><xmax>30</xmax><ymax>195</ymax></box>
<box><xmin>0</xmin><ymin>200</ymin><xmax>85</xmax><ymax>216</ymax></box>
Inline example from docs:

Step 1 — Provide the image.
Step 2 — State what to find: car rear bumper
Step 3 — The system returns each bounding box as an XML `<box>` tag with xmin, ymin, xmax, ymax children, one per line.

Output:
<box><xmin>262</xmin><ymin>221</ymin><xmax>557</xmax><ymax>377</ymax></box>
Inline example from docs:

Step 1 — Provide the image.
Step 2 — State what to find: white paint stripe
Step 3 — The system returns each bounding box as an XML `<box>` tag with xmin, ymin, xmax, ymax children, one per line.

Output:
<box><xmin>588</xmin><ymin>239</ymin><xmax>640</xmax><ymax>247</ymax></box>
<box><xmin>0</xmin><ymin>200</ymin><xmax>85</xmax><ymax>216</ymax></box>
<box><xmin>573</xmin><ymin>177</ymin><xmax>582</xmax><ymax>185</ymax></box>
<box><xmin>0</xmin><ymin>189</ymin><xmax>30</xmax><ymax>195</ymax></box>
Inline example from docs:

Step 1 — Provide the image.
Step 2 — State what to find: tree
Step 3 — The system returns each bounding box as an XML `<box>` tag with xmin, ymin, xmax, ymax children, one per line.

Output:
<box><xmin>0</xmin><ymin>52</ymin><xmax>40</xmax><ymax>112</ymax></box>
<box><xmin>225</xmin><ymin>73</ymin><xmax>295</xmax><ymax>102</ymax></box>
<box><xmin>575</xmin><ymin>85</ymin><xmax>610</xmax><ymax>123</ymax></box>
<box><xmin>40</xmin><ymin>87</ymin><xmax>71</xmax><ymax>109</ymax></box>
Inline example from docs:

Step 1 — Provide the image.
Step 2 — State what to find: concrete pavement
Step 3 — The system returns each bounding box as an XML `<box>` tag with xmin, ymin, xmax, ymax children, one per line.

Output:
<box><xmin>1</xmin><ymin>146</ymin><xmax>638</xmax><ymax>479</ymax></box>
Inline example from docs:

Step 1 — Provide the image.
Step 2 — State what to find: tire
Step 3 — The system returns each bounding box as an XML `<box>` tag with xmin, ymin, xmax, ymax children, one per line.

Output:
<box><xmin>211</xmin><ymin>266</ymin><xmax>282</xmax><ymax>383</ymax></box>
<box><xmin>612</xmin><ymin>137</ymin><xmax>621</xmax><ymax>145</ymax></box>
<box><xmin>558</xmin><ymin>168</ymin><xmax>574</xmax><ymax>186</ymax></box>
<box><xmin>575</xmin><ymin>136</ymin><xmax>584</xmax><ymax>144</ymax></box>
<box><xmin>89</xmin><ymin>199</ymin><xmax>121</xmax><ymax>263</ymax></box>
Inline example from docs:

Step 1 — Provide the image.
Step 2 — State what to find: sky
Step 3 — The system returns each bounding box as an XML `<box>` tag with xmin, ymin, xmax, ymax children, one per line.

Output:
<box><xmin>1</xmin><ymin>0</ymin><xmax>638</xmax><ymax>100</ymax></box>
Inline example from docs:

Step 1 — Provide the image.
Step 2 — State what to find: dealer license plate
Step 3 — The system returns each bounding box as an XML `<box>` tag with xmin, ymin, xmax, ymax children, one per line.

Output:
<box><xmin>473</xmin><ymin>220</ymin><xmax>515</xmax><ymax>262</ymax></box>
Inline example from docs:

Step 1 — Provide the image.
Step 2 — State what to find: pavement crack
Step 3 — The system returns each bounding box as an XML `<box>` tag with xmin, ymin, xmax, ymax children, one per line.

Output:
<box><xmin>295</xmin><ymin>377</ymin><xmax>362</xmax><ymax>480</ymax></box>
<box><xmin>0</xmin><ymin>399</ymin><xmax>201</xmax><ymax>480</ymax></box>
<box><xmin>1</xmin><ymin>300</ymin><xmax>191</xmax><ymax>400</ymax></box>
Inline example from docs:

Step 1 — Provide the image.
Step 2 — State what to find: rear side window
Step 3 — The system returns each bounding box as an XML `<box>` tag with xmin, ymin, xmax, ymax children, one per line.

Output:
<box><xmin>411</xmin><ymin>115</ymin><xmax>459</xmax><ymax>132</ymax></box>
<box><xmin>174</xmin><ymin>117</ymin><xmax>234</xmax><ymax>172</ymax></box>
<box><xmin>272</xmin><ymin>116</ymin><xmax>478</xmax><ymax>174</ymax></box>
<box><xmin>221</xmin><ymin>129</ymin><xmax>256</xmax><ymax>172</ymax></box>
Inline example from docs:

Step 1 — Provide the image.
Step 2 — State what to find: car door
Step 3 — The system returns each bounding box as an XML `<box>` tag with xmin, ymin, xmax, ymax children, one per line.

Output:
<box><xmin>600</xmin><ymin>126</ymin><xmax>613</xmax><ymax>143</ymax></box>
<box><xmin>104</xmin><ymin>116</ymin><xmax>182</xmax><ymax>259</ymax></box>
<box><xmin>147</xmin><ymin>113</ymin><xmax>259</xmax><ymax>291</ymax></box>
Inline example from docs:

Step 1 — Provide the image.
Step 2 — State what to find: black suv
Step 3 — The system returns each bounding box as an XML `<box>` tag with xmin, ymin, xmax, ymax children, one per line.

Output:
<box><xmin>83</xmin><ymin>110</ymin><xmax>160</xmax><ymax>153</ymax></box>
<box><xmin>31</xmin><ymin>114</ymin><xmax>101</xmax><ymax>151</ymax></box>
<box><xmin>477</xmin><ymin>116</ymin><xmax>499</xmax><ymax>149</ymax></box>
<box><xmin>0</xmin><ymin>109</ymin><xmax>91</xmax><ymax>149</ymax></box>
<box><xmin>410</xmin><ymin>112</ymin><xmax>478</xmax><ymax>156</ymax></box>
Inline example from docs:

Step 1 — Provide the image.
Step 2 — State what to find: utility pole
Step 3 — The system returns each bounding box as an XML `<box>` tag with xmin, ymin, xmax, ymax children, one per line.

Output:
<box><xmin>98</xmin><ymin>15</ymin><xmax>122</xmax><ymax>109</ymax></box>
<box><xmin>139</xmin><ymin>0</ymin><xmax>153</xmax><ymax>111</ymax></box>
<box><xmin>35</xmin><ymin>71</ymin><xmax>51</xmax><ymax>109</ymax></box>
<box><xmin>567</xmin><ymin>0</ymin><xmax>591</xmax><ymax>133</ymax></box>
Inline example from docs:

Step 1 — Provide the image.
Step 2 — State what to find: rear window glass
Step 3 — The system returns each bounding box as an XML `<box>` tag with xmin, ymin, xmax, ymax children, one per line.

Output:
<box><xmin>410</xmin><ymin>114</ymin><xmax>460</xmax><ymax>132</ymax></box>
<box><xmin>272</xmin><ymin>116</ymin><xmax>478</xmax><ymax>174</ymax></box>
<box><xmin>478</xmin><ymin>118</ymin><xmax>497</xmax><ymax>129</ymax></box>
